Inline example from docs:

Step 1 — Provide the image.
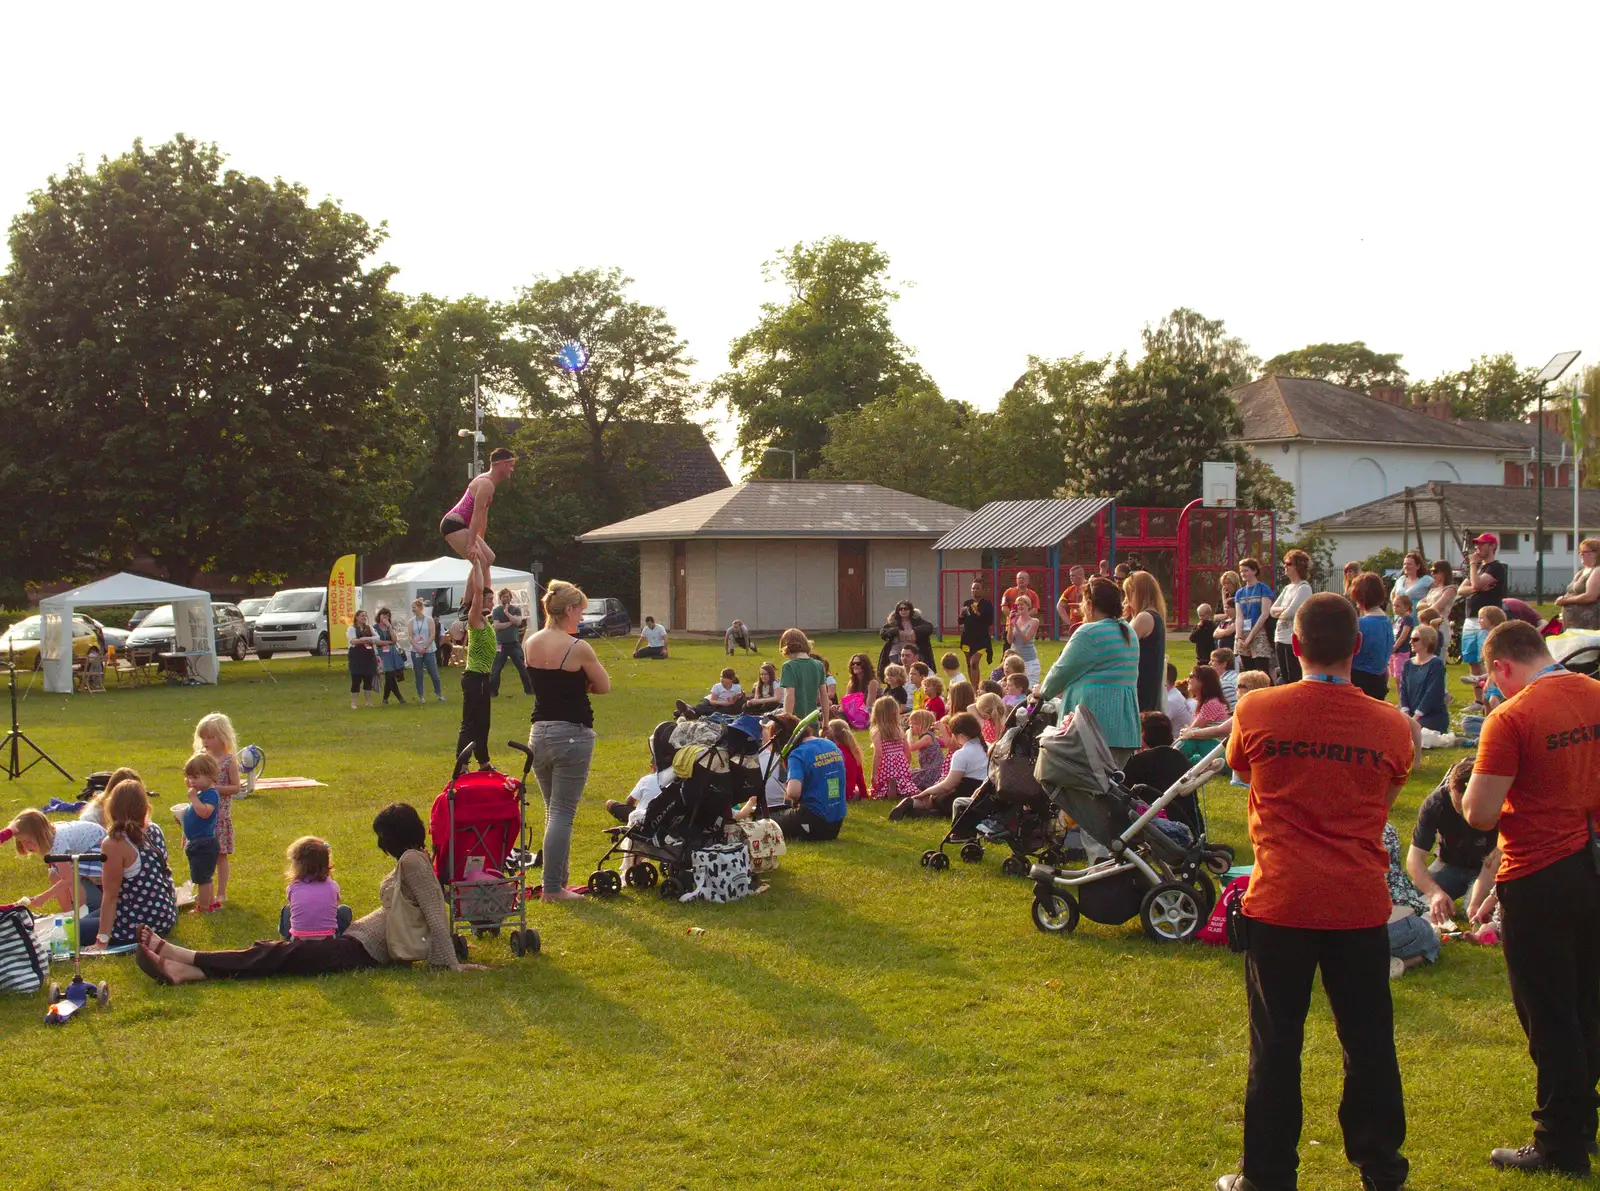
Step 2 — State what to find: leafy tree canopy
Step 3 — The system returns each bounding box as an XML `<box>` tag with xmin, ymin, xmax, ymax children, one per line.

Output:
<box><xmin>1143</xmin><ymin>308</ymin><xmax>1260</xmax><ymax>387</ymax></box>
<box><xmin>1261</xmin><ymin>341</ymin><xmax>1407</xmax><ymax>392</ymax></box>
<box><xmin>815</xmin><ymin>386</ymin><xmax>986</xmax><ymax>509</ymax></box>
<box><xmin>0</xmin><ymin>134</ymin><xmax>405</xmax><ymax>586</ymax></box>
<box><xmin>713</xmin><ymin>238</ymin><xmax>927</xmax><ymax>478</ymax></box>
<box><xmin>988</xmin><ymin>354</ymin><xmax>1110</xmax><ymax>500</ymax></box>
<box><xmin>1413</xmin><ymin>352</ymin><xmax>1544</xmax><ymax>423</ymax></box>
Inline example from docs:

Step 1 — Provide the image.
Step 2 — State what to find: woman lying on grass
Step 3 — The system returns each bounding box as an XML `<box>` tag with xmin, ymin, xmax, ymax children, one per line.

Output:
<box><xmin>133</xmin><ymin>803</ymin><xmax>487</xmax><ymax>984</ymax></box>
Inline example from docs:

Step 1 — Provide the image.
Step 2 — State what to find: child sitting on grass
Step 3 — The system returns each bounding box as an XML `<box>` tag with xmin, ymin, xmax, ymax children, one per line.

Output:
<box><xmin>1002</xmin><ymin>672</ymin><xmax>1030</xmax><ymax>707</ymax></box>
<box><xmin>869</xmin><ymin>696</ymin><xmax>919</xmax><ymax>800</ymax></box>
<box><xmin>974</xmin><ymin>691</ymin><xmax>1008</xmax><ymax>745</ymax></box>
<box><xmin>1399</xmin><ymin>624</ymin><xmax>1448</xmax><ymax>732</ymax></box>
<box><xmin>826</xmin><ymin>719</ymin><xmax>868</xmax><ymax>800</ymax></box>
<box><xmin>278</xmin><ymin>837</ymin><xmax>353</xmax><ymax>940</ymax></box>
<box><xmin>921</xmin><ymin>675</ymin><xmax>947</xmax><ymax>719</ymax></box>
<box><xmin>882</xmin><ymin>664</ymin><xmax>912</xmax><ymax>714</ymax></box>
<box><xmin>940</xmin><ymin>652</ymin><xmax>963</xmax><ymax>691</ymax></box>
<box><xmin>906</xmin><ymin>709</ymin><xmax>943</xmax><ymax>791</ymax></box>
<box><xmin>908</xmin><ymin>663</ymin><xmax>932</xmax><ymax>710</ymax></box>
<box><xmin>4</xmin><ymin>809</ymin><xmax>106</xmax><ymax>914</ymax></box>
<box><xmin>990</xmin><ymin>649</ymin><xmax>1022</xmax><ymax>685</ymax></box>
<box><xmin>181</xmin><ymin>752</ymin><xmax>222</xmax><ymax>914</ymax></box>
<box><xmin>193</xmin><ymin>712</ymin><xmax>241</xmax><ymax>904</ymax></box>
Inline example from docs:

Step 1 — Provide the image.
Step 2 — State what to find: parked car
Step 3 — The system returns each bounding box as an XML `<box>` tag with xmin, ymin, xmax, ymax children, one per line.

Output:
<box><xmin>576</xmin><ymin>597</ymin><xmax>631</xmax><ymax>638</ymax></box>
<box><xmin>238</xmin><ymin>597</ymin><xmax>271</xmax><ymax>646</ymax></box>
<box><xmin>80</xmin><ymin>615</ymin><xmax>129</xmax><ymax>655</ymax></box>
<box><xmin>126</xmin><ymin>603</ymin><xmax>251</xmax><ymax>662</ymax></box>
<box><xmin>253</xmin><ymin>588</ymin><xmax>330</xmax><ymax>658</ymax></box>
<box><xmin>0</xmin><ymin>615</ymin><xmax>102</xmax><ymax>670</ymax></box>
<box><xmin>127</xmin><ymin>608</ymin><xmax>150</xmax><ymax>631</ymax></box>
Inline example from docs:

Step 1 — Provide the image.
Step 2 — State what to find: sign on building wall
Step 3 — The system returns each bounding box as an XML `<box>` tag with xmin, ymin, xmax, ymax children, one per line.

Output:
<box><xmin>884</xmin><ymin>568</ymin><xmax>908</xmax><ymax>588</ymax></box>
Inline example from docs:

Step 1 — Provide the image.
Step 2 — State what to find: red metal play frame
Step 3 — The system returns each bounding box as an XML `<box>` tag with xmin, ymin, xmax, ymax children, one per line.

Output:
<box><xmin>938</xmin><ymin>501</ymin><xmax>1276</xmax><ymax>635</ymax></box>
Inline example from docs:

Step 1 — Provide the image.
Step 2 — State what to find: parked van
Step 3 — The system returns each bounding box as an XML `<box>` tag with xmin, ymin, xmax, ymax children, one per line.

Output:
<box><xmin>253</xmin><ymin>588</ymin><xmax>330</xmax><ymax>658</ymax></box>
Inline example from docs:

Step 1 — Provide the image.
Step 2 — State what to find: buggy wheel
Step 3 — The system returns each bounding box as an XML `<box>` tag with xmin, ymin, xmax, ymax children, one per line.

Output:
<box><xmin>660</xmin><ymin>875</ymin><xmax>685</xmax><ymax>900</ymax></box>
<box><xmin>1031</xmin><ymin>892</ymin><xmax>1079</xmax><ymax>934</ymax></box>
<box><xmin>589</xmin><ymin>869</ymin><xmax>622</xmax><ymax>898</ymax></box>
<box><xmin>626</xmin><ymin>861</ymin><xmax>659</xmax><ymax>890</ymax></box>
<box><xmin>959</xmin><ymin>841</ymin><xmax>984</xmax><ymax>864</ymax></box>
<box><xmin>510</xmin><ymin>928</ymin><xmax>541</xmax><ymax>957</ymax></box>
<box><xmin>919</xmin><ymin>849</ymin><xmax>936</xmax><ymax>867</ymax></box>
<box><xmin>1140</xmin><ymin>881</ymin><xmax>1204</xmax><ymax>943</ymax></box>
<box><xmin>96</xmin><ymin>981</ymin><xmax>109</xmax><ymax>1005</ymax></box>
<box><xmin>1185</xmin><ymin>870</ymin><xmax>1217</xmax><ymax>917</ymax></box>
<box><xmin>927</xmin><ymin>851</ymin><xmax>950</xmax><ymax>872</ymax></box>
<box><xmin>1001</xmin><ymin>855</ymin><xmax>1028</xmax><ymax>878</ymax></box>
<box><xmin>452</xmin><ymin>935</ymin><xmax>468</xmax><ymax>963</ymax></box>
<box><xmin>1203</xmin><ymin>849</ymin><xmax>1233</xmax><ymax>876</ymax></box>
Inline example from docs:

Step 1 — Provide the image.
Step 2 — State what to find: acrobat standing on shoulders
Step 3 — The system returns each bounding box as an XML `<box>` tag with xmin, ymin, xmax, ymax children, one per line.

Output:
<box><xmin>440</xmin><ymin>447</ymin><xmax>517</xmax><ymax>568</ymax></box>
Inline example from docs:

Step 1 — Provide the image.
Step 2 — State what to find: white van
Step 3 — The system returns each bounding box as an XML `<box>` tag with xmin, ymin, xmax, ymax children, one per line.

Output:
<box><xmin>253</xmin><ymin>588</ymin><xmax>329</xmax><ymax>658</ymax></box>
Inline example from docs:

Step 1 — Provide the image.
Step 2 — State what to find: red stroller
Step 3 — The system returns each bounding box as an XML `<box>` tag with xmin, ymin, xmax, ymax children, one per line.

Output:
<box><xmin>429</xmin><ymin>742</ymin><xmax>540</xmax><ymax>960</ymax></box>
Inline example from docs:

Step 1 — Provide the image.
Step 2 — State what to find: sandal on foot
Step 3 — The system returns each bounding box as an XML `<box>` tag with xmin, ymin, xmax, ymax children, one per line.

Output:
<box><xmin>134</xmin><ymin>947</ymin><xmax>175</xmax><ymax>985</ymax></box>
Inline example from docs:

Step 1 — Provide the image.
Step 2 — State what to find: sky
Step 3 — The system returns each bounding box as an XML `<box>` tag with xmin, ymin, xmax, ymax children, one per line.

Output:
<box><xmin>4</xmin><ymin>3</ymin><xmax>1597</xmax><ymax>475</ymax></box>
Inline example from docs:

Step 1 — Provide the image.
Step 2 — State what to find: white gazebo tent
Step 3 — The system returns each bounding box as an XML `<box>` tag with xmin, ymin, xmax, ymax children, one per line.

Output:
<box><xmin>38</xmin><ymin>573</ymin><xmax>217</xmax><ymax>694</ymax></box>
<box><xmin>359</xmin><ymin>557</ymin><xmax>537</xmax><ymax>647</ymax></box>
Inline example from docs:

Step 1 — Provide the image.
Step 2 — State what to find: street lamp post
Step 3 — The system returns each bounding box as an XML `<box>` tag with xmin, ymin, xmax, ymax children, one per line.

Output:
<box><xmin>456</xmin><ymin>373</ymin><xmax>485</xmax><ymax>479</ymax></box>
<box><xmin>1534</xmin><ymin>352</ymin><xmax>1583</xmax><ymax>603</ymax></box>
<box><xmin>764</xmin><ymin>446</ymin><xmax>797</xmax><ymax>480</ymax></box>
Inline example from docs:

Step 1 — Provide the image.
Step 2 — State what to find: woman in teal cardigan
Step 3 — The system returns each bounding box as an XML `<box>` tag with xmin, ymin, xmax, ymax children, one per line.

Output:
<box><xmin>1039</xmin><ymin>576</ymin><xmax>1141</xmax><ymax>762</ymax></box>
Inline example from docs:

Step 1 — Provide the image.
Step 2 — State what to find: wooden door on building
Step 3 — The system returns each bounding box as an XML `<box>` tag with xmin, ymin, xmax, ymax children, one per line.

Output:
<box><xmin>837</xmin><ymin>541</ymin><xmax>869</xmax><ymax>629</ymax></box>
<box><xmin>672</xmin><ymin>541</ymin><xmax>688</xmax><ymax>631</ymax></box>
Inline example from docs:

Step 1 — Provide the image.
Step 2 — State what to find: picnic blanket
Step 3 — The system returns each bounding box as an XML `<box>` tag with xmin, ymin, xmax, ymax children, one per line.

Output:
<box><xmin>249</xmin><ymin>777</ymin><xmax>325</xmax><ymax>790</ymax></box>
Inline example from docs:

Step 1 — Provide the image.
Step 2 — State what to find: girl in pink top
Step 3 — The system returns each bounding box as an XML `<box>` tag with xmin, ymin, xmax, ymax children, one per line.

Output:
<box><xmin>280</xmin><ymin>837</ymin><xmax>352</xmax><ymax>941</ymax></box>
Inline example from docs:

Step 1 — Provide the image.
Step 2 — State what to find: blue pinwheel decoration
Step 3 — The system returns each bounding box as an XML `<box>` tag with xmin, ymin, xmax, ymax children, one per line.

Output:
<box><xmin>556</xmin><ymin>342</ymin><xmax>589</xmax><ymax>374</ymax></box>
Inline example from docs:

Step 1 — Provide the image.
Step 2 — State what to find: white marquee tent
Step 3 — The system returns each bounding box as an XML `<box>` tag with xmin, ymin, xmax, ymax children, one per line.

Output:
<box><xmin>359</xmin><ymin>557</ymin><xmax>537</xmax><ymax>647</ymax></box>
<box><xmin>38</xmin><ymin>573</ymin><xmax>216</xmax><ymax>694</ymax></box>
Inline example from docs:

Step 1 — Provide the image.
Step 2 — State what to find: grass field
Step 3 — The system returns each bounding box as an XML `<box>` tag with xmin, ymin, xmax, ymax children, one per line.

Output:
<box><xmin>0</xmin><ymin>633</ymin><xmax>1574</xmax><ymax>1190</ymax></box>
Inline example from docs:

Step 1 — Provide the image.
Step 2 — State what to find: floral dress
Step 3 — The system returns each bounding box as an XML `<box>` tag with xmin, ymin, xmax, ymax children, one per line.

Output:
<box><xmin>871</xmin><ymin>738</ymin><xmax>920</xmax><ymax>800</ymax></box>
<box><xmin>109</xmin><ymin>823</ymin><xmax>179</xmax><ymax>946</ymax></box>
<box><xmin>214</xmin><ymin>753</ymin><xmax>237</xmax><ymax>856</ymax></box>
<box><xmin>910</xmin><ymin>734</ymin><xmax>944</xmax><ymax>792</ymax></box>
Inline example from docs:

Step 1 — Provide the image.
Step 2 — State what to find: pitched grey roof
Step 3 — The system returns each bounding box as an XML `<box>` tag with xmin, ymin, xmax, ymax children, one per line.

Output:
<box><xmin>933</xmin><ymin>498</ymin><xmax>1114</xmax><ymax>551</ymax></box>
<box><xmin>1230</xmin><ymin>376</ymin><xmax>1515</xmax><ymax>451</ymax></box>
<box><xmin>1305</xmin><ymin>482</ymin><xmax>1600</xmax><ymax>533</ymax></box>
<box><xmin>1457</xmin><ymin>419</ymin><xmax>1576</xmax><ymax>455</ymax></box>
<box><xmin>576</xmin><ymin>482</ymin><xmax>970</xmax><ymax>543</ymax></box>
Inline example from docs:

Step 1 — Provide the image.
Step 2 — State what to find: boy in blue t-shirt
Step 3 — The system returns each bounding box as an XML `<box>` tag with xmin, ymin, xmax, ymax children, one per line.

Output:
<box><xmin>182</xmin><ymin>751</ymin><xmax>222</xmax><ymax>912</ymax></box>
<box><xmin>776</xmin><ymin>728</ymin><xmax>847</xmax><ymax>842</ymax></box>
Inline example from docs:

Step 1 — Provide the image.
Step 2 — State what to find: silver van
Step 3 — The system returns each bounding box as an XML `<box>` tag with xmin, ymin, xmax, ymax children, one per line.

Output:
<box><xmin>253</xmin><ymin>588</ymin><xmax>329</xmax><ymax>658</ymax></box>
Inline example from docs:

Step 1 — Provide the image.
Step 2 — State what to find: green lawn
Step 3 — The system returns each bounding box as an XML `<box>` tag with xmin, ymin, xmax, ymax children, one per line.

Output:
<box><xmin>0</xmin><ymin>635</ymin><xmax>1569</xmax><ymax>1190</ymax></box>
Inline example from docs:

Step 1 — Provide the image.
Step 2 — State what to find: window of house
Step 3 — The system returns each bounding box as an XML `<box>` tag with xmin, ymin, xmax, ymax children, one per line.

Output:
<box><xmin>1568</xmin><ymin>533</ymin><xmax>1576</xmax><ymax>552</ymax></box>
<box><xmin>1537</xmin><ymin>533</ymin><xmax>1554</xmax><ymax>552</ymax></box>
<box><xmin>1500</xmin><ymin>533</ymin><xmax>1521</xmax><ymax>553</ymax></box>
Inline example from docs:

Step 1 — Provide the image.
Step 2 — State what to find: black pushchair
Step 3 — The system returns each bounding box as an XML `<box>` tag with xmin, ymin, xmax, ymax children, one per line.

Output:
<box><xmin>1027</xmin><ymin>703</ymin><xmax>1233</xmax><ymax>943</ymax></box>
<box><xmin>923</xmin><ymin>700</ymin><xmax>1067</xmax><ymax>877</ymax></box>
<box><xmin>587</xmin><ymin>718</ymin><xmax>765</xmax><ymax>900</ymax></box>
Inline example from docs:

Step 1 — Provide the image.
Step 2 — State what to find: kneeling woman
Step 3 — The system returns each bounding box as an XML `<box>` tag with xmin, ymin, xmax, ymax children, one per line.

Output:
<box><xmin>134</xmin><ymin>804</ymin><xmax>485</xmax><ymax>983</ymax></box>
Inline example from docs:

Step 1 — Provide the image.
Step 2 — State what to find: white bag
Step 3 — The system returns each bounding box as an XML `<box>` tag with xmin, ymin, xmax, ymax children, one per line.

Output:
<box><xmin>680</xmin><ymin>842</ymin><xmax>754</xmax><ymax>904</ymax></box>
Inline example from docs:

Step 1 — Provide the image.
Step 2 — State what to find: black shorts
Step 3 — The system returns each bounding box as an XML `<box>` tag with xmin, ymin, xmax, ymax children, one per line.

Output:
<box><xmin>440</xmin><ymin>515</ymin><xmax>468</xmax><ymax>538</ymax></box>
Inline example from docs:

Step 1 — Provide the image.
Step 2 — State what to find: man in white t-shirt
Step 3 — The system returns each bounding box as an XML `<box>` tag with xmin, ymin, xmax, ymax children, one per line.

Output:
<box><xmin>633</xmin><ymin>616</ymin><xmax>669</xmax><ymax>659</ymax></box>
<box><xmin>889</xmin><ymin>712</ymin><xmax>989</xmax><ymax>821</ymax></box>
<box><xmin>1163</xmin><ymin>662</ymin><xmax>1194</xmax><ymax>734</ymax></box>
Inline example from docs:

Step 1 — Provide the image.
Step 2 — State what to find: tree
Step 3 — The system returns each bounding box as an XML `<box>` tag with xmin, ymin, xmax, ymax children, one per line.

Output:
<box><xmin>0</xmin><ymin>135</ymin><xmax>405</xmax><ymax>586</ymax></box>
<box><xmin>1279</xmin><ymin>524</ymin><xmax>1336</xmax><ymax>589</ymax></box>
<box><xmin>1414</xmin><ymin>352</ymin><xmax>1544</xmax><ymax>422</ymax></box>
<box><xmin>388</xmin><ymin>294</ymin><xmax>537</xmax><ymax>559</ymax></box>
<box><xmin>815</xmin><ymin>387</ymin><xmax>986</xmax><ymax>509</ymax></box>
<box><xmin>1567</xmin><ymin>364</ymin><xmax>1600</xmax><ymax>488</ymax></box>
<box><xmin>986</xmin><ymin>355</ymin><xmax>1109</xmax><ymax>499</ymax></box>
<box><xmin>1238</xmin><ymin>456</ymin><xmax>1297</xmax><ymax>524</ymax></box>
<box><xmin>1063</xmin><ymin>352</ymin><xmax>1242</xmax><ymax>507</ymax></box>
<box><xmin>1142</xmin><ymin>308</ymin><xmax>1260</xmax><ymax>387</ymax></box>
<box><xmin>1355</xmin><ymin>546</ymin><xmax>1405</xmax><ymax>578</ymax></box>
<box><xmin>507</xmin><ymin>268</ymin><xmax>699</xmax><ymax>524</ymax></box>
<box><xmin>712</xmin><ymin>238</ymin><xmax>928</xmax><ymax>477</ymax></box>
<box><xmin>1261</xmin><ymin>342</ymin><xmax>1407</xmax><ymax>392</ymax></box>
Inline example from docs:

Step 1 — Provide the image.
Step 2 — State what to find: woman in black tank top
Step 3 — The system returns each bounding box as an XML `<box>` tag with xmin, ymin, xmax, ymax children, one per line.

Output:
<box><xmin>523</xmin><ymin>581</ymin><xmax>611</xmax><ymax>902</ymax></box>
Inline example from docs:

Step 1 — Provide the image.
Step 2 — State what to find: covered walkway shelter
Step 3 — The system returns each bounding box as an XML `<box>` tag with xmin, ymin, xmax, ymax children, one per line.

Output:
<box><xmin>933</xmin><ymin>499</ymin><xmax>1277</xmax><ymax>634</ymax></box>
<box><xmin>39</xmin><ymin>573</ymin><xmax>216</xmax><ymax>694</ymax></box>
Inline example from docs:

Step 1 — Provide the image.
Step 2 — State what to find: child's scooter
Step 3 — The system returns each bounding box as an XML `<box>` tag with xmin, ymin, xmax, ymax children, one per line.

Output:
<box><xmin>42</xmin><ymin>851</ymin><xmax>109</xmax><ymax>1025</ymax></box>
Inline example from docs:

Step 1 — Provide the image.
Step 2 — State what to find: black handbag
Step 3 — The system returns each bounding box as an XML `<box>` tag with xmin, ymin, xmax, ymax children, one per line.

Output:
<box><xmin>1588</xmin><ymin>813</ymin><xmax>1600</xmax><ymax>878</ymax></box>
<box><xmin>1225</xmin><ymin>896</ymin><xmax>1251</xmax><ymax>954</ymax></box>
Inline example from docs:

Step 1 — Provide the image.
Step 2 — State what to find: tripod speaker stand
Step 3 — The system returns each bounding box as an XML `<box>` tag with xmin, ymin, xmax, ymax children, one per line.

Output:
<box><xmin>3</xmin><ymin>648</ymin><xmax>73</xmax><ymax>782</ymax></box>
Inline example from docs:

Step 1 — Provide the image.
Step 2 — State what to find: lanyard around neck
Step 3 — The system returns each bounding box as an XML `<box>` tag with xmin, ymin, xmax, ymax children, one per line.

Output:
<box><xmin>1305</xmin><ymin>673</ymin><xmax>1348</xmax><ymax>684</ymax></box>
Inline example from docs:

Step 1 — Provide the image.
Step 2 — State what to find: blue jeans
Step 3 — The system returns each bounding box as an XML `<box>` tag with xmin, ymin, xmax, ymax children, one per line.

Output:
<box><xmin>1429</xmin><ymin>860</ymin><xmax>1482</xmax><ymax>901</ymax></box>
<box><xmin>490</xmin><ymin>642</ymin><xmax>531</xmax><ymax>695</ymax></box>
<box><xmin>1388</xmin><ymin>912</ymin><xmax>1439</xmax><ymax>964</ymax></box>
<box><xmin>529</xmin><ymin>721</ymin><xmax>596</xmax><ymax>893</ymax></box>
<box><xmin>412</xmin><ymin>650</ymin><xmax>441</xmax><ymax>698</ymax></box>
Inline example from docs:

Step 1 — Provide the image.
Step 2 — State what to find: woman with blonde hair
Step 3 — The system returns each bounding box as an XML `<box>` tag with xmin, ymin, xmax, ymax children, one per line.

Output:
<box><xmin>1214</xmin><ymin>569</ymin><xmax>1242</xmax><ymax>658</ymax></box>
<box><xmin>1268</xmin><ymin>549</ymin><xmax>1314</xmax><ymax>684</ymax></box>
<box><xmin>869</xmin><ymin>695</ymin><xmax>919</xmax><ymax>801</ymax></box>
<box><xmin>1122</xmin><ymin>570</ymin><xmax>1167</xmax><ymax>713</ymax></box>
<box><xmin>1556</xmin><ymin>537</ymin><xmax>1600</xmax><ymax>631</ymax></box>
<box><xmin>523</xmin><ymin>579</ymin><xmax>611</xmax><ymax>902</ymax></box>
<box><xmin>1007</xmin><ymin>595</ymin><xmax>1041</xmax><ymax>686</ymax></box>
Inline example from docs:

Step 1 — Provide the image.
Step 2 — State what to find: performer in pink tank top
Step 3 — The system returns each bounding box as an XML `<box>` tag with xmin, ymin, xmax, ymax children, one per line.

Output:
<box><xmin>440</xmin><ymin>448</ymin><xmax>518</xmax><ymax>567</ymax></box>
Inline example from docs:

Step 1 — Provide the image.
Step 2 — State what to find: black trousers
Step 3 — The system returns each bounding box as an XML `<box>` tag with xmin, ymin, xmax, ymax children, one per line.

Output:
<box><xmin>1351</xmin><ymin>669</ymin><xmax>1389</xmax><ymax>701</ymax></box>
<box><xmin>770</xmin><ymin>806</ymin><xmax>841</xmax><ymax>842</ymax></box>
<box><xmin>1241</xmin><ymin>919</ymin><xmax>1407</xmax><ymax>1191</ymax></box>
<box><xmin>1499</xmin><ymin>847</ymin><xmax>1600</xmax><ymax>1171</ymax></box>
<box><xmin>192</xmin><ymin>935</ymin><xmax>377</xmax><ymax>979</ymax></box>
<box><xmin>490</xmin><ymin>642</ymin><xmax>531</xmax><ymax>695</ymax></box>
<box><xmin>1274</xmin><ymin>642</ymin><xmax>1302</xmax><ymax>685</ymax></box>
<box><xmin>381</xmin><ymin>670</ymin><xmax>406</xmax><ymax>702</ymax></box>
<box><xmin>457</xmin><ymin>670</ymin><xmax>492</xmax><ymax>766</ymax></box>
<box><xmin>1239</xmin><ymin>654</ymin><xmax>1273</xmax><ymax>676</ymax></box>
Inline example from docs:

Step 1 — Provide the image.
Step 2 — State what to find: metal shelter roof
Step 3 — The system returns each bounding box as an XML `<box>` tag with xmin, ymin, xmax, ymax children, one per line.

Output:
<box><xmin>932</xmin><ymin>498</ymin><xmax>1114</xmax><ymax>551</ymax></box>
